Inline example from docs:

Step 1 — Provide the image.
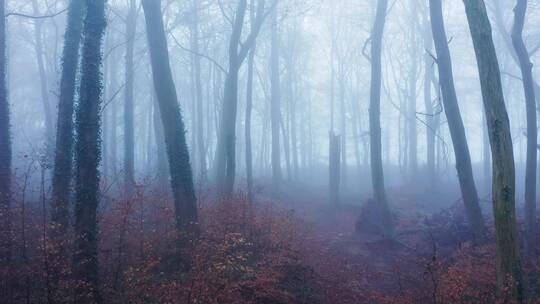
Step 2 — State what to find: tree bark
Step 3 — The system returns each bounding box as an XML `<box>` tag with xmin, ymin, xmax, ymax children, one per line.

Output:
<box><xmin>73</xmin><ymin>0</ymin><xmax>107</xmax><ymax>302</ymax></box>
<box><xmin>422</xmin><ymin>7</ymin><xmax>437</xmax><ymax>187</ymax></box>
<box><xmin>0</xmin><ymin>0</ymin><xmax>12</xmax><ymax>301</ymax></box>
<box><xmin>50</xmin><ymin>0</ymin><xmax>85</xmax><ymax>296</ymax></box>
<box><xmin>123</xmin><ymin>0</ymin><xmax>137</xmax><ymax>196</ymax></box>
<box><xmin>429</xmin><ymin>0</ymin><xmax>486</xmax><ymax>243</ymax></box>
<box><xmin>463</xmin><ymin>0</ymin><xmax>523</xmax><ymax>300</ymax></box>
<box><xmin>31</xmin><ymin>0</ymin><xmax>55</xmax><ymax>150</ymax></box>
<box><xmin>368</xmin><ymin>0</ymin><xmax>394</xmax><ymax>237</ymax></box>
<box><xmin>189</xmin><ymin>0</ymin><xmax>207</xmax><ymax>183</ymax></box>
<box><xmin>51</xmin><ymin>0</ymin><xmax>84</xmax><ymax>241</ymax></box>
<box><xmin>329</xmin><ymin>132</ymin><xmax>341</xmax><ymax>205</ymax></box>
<box><xmin>511</xmin><ymin>0</ymin><xmax>537</xmax><ymax>250</ymax></box>
<box><xmin>142</xmin><ymin>0</ymin><xmax>198</xmax><ymax>239</ymax></box>
<box><xmin>214</xmin><ymin>0</ymin><xmax>266</xmax><ymax>197</ymax></box>
<box><xmin>270</xmin><ymin>4</ymin><xmax>282</xmax><ymax>186</ymax></box>
<box><xmin>245</xmin><ymin>0</ymin><xmax>257</xmax><ymax>204</ymax></box>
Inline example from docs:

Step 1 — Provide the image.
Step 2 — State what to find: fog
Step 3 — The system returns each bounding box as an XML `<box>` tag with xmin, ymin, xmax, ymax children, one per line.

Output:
<box><xmin>1</xmin><ymin>0</ymin><xmax>539</xmax><ymax>303</ymax></box>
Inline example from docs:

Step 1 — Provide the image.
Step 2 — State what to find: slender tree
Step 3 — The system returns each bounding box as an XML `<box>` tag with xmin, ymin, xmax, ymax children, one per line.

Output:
<box><xmin>245</xmin><ymin>0</ymin><xmax>257</xmax><ymax>203</ymax></box>
<box><xmin>73</xmin><ymin>0</ymin><xmax>107</xmax><ymax>302</ymax></box>
<box><xmin>31</xmin><ymin>0</ymin><xmax>55</xmax><ymax>149</ymax></box>
<box><xmin>429</xmin><ymin>0</ymin><xmax>486</xmax><ymax>243</ymax></box>
<box><xmin>123</xmin><ymin>0</ymin><xmax>137</xmax><ymax>196</ymax></box>
<box><xmin>50</xmin><ymin>0</ymin><xmax>85</xmax><ymax>297</ymax></box>
<box><xmin>142</xmin><ymin>0</ymin><xmax>198</xmax><ymax>238</ymax></box>
<box><xmin>463</xmin><ymin>0</ymin><xmax>523</xmax><ymax>300</ymax></box>
<box><xmin>51</xmin><ymin>0</ymin><xmax>85</xmax><ymax>242</ymax></box>
<box><xmin>214</xmin><ymin>0</ymin><xmax>268</xmax><ymax>197</ymax></box>
<box><xmin>270</xmin><ymin>1</ymin><xmax>282</xmax><ymax>186</ymax></box>
<box><xmin>0</xmin><ymin>0</ymin><xmax>12</xmax><ymax>301</ymax></box>
<box><xmin>367</xmin><ymin>0</ymin><xmax>394</xmax><ymax>237</ymax></box>
<box><xmin>422</xmin><ymin>4</ymin><xmax>437</xmax><ymax>187</ymax></box>
<box><xmin>511</xmin><ymin>0</ymin><xmax>536</xmax><ymax>250</ymax></box>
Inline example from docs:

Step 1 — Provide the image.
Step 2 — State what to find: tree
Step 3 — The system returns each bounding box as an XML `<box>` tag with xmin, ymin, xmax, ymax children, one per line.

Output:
<box><xmin>214</xmin><ymin>0</ymin><xmax>268</xmax><ymax>197</ymax></box>
<box><xmin>124</xmin><ymin>0</ymin><xmax>137</xmax><ymax>196</ymax></box>
<box><xmin>270</xmin><ymin>1</ymin><xmax>282</xmax><ymax>186</ymax></box>
<box><xmin>189</xmin><ymin>0</ymin><xmax>207</xmax><ymax>182</ymax></box>
<box><xmin>367</xmin><ymin>0</ymin><xmax>394</xmax><ymax>237</ymax></box>
<box><xmin>511</xmin><ymin>0</ymin><xmax>536</xmax><ymax>250</ymax></box>
<box><xmin>73</xmin><ymin>0</ymin><xmax>107</xmax><ymax>302</ymax></box>
<box><xmin>422</xmin><ymin>3</ymin><xmax>438</xmax><ymax>187</ymax></box>
<box><xmin>51</xmin><ymin>0</ymin><xmax>85</xmax><ymax>244</ymax></box>
<box><xmin>429</xmin><ymin>0</ymin><xmax>486</xmax><ymax>243</ymax></box>
<box><xmin>463</xmin><ymin>0</ymin><xmax>523</xmax><ymax>300</ymax></box>
<box><xmin>50</xmin><ymin>0</ymin><xmax>85</xmax><ymax>296</ymax></box>
<box><xmin>31</xmin><ymin>0</ymin><xmax>55</xmax><ymax>150</ymax></box>
<box><xmin>245</xmin><ymin>0</ymin><xmax>257</xmax><ymax>203</ymax></box>
<box><xmin>0</xmin><ymin>0</ymin><xmax>11</xmax><ymax>301</ymax></box>
<box><xmin>142</xmin><ymin>0</ymin><xmax>198</xmax><ymax>239</ymax></box>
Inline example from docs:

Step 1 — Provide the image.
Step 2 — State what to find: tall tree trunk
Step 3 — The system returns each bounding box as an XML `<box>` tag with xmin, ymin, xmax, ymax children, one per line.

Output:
<box><xmin>123</xmin><ymin>0</ymin><xmax>137</xmax><ymax>196</ymax></box>
<box><xmin>73</xmin><ymin>0</ymin><xmax>107</xmax><ymax>302</ymax></box>
<box><xmin>338</xmin><ymin>66</ymin><xmax>347</xmax><ymax>189</ymax></box>
<box><xmin>429</xmin><ymin>0</ymin><xmax>486</xmax><ymax>243</ymax></box>
<box><xmin>50</xmin><ymin>0</ymin><xmax>85</xmax><ymax>296</ymax></box>
<box><xmin>245</xmin><ymin>0</ymin><xmax>257</xmax><ymax>204</ymax></box>
<box><xmin>407</xmin><ymin>0</ymin><xmax>418</xmax><ymax>179</ymax></box>
<box><xmin>214</xmin><ymin>0</ymin><xmax>266</xmax><ymax>197</ymax></box>
<box><xmin>329</xmin><ymin>132</ymin><xmax>341</xmax><ymax>205</ymax></box>
<box><xmin>51</xmin><ymin>0</ymin><xmax>84</xmax><ymax>247</ymax></box>
<box><xmin>0</xmin><ymin>0</ymin><xmax>11</xmax><ymax>301</ymax></box>
<box><xmin>32</xmin><ymin>0</ymin><xmax>55</xmax><ymax>150</ymax></box>
<box><xmin>142</xmin><ymin>0</ymin><xmax>198</xmax><ymax>242</ymax></box>
<box><xmin>422</xmin><ymin>7</ymin><xmax>436</xmax><ymax>187</ymax></box>
<box><xmin>153</xmin><ymin>92</ymin><xmax>168</xmax><ymax>186</ymax></box>
<box><xmin>511</xmin><ymin>0</ymin><xmax>537</xmax><ymax>251</ymax></box>
<box><xmin>190</xmin><ymin>0</ymin><xmax>207</xmax><ymax>183</ymax></box>
<box><xmin>367</xmin><ymin>0</ymin><xmax>394</xmax><ymax>237</ymax></box>
<box><xmin>270</xmin><ymin>3</ymin><xmax>282</xmax><ymax>186</ymax></box>
<box><xmin>463</xmin><ymin>0</ymin><xmax>523</xmax><ymax>300</ymax></box>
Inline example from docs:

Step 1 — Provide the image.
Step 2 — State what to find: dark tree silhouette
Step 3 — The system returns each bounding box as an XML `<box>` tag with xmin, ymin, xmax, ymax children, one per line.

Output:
<box><xmin>124</xmin><ymin>0</ymin><xmax>137</xmax><ymax>196</ymax></box>
<box><xmin>270</xmin><ymin>1</ymin><xmax>282</xmax><ymax>186</ymax></box>
<box><xmin>214</xmin><ymin>0</ymin><xmax>268</xmax><ymax>197</ymax></box>
<box><xmin>429</xmin><ymin>0</ymin><xmax>486</xmax><ymax>243</ymax></box>
<box><xmin>73</xmin><ymin>0</ymin><xmax>107</xmax><ymax>302</ymax></box>
<box><xmin>511</xmin><ymin>0</ymin><xmax>537</xmax><ymax>250</ymax></box>
<box><xmin>51</xmin><ymin>0</ymin><xmax>84</xmax><ymax>245</ymax></box>
<box><xmin>367</xmin><ymin>0</ymin><xmax>394</xmax><ymax>237</ymax></box>
<box><xmin>142</xmin><ymin>0</ymin><xmax>198</xmax><ymax>240</ymax></box>
<box><xmin>0</xmin><ymin>0</ymin><xmax>12</xmax><ymax>301</ymax></box>
<box><xmin>463</xmin><ymin>0</ymin><xmax>523</xmax><ymax>300</ymax></box>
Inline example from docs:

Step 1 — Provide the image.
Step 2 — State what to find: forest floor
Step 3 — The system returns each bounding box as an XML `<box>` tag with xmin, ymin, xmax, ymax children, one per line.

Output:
<box><xmin>4</xmin><ymin>179</ymin><xmax>540</xmax><ymax>303</ymax></box>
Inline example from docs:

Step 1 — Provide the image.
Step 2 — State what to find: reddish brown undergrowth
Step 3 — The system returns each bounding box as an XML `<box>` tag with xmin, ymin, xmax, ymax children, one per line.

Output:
<box><xmin>1</xmin><ymin>181</ymin><xmax>540</xmax><ymax>303</ymax></box>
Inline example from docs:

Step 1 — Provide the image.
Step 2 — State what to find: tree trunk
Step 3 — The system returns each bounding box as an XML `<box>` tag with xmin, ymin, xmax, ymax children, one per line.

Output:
<box><xmin>32</xmin><ymin>0</ymin><xmax>55</xmax><ymax>150</ymax></box>
<box><xmin>429</xmin><ymin>0</ymin><xmax>486</xmax><ymax>243</ymax></box>
<box><xmin>50</xmin><ymin>0</ymin><xmax>85</xmax><ymax>296</ymax></box>
<box><xmin>463</xmin><ymin>0</ymin><xmax>523</xmax><ymax>300</ymax></box>
<box><xmin>367</xmin><ymin>0</ymin><xmax>394</xmax><ymax>237</ymax></box>
<box><xmin>511</xmin><ymin>0</ymin><xmax>537</xmax><ymax>251</ymax></box>
<box><xmin>51</xmin><ymin>0</ymin><xmax>84</xmax><ymax>244</ymax></box>
<box><xmin>189</xmin><ymin>0</ymin><xmax>207</xmax><ymax>183</ymax></box>
<box><xmin>245</xmin><ymin>0</ymin><xmax>257</xmax><ymax>203</ymax></box>
<box><xmin>214</xmin><ymin>0</ymin><xmax>266</xmax><ymax>197</ymax></box>
<box><xmin>270</xmin><ymin>3</ymin><xmax>282</xmax><ymax>186</ymax></box>
<box><xmin>142</xmin><ymin>0</ymin><xmax>198</xmax><ymax>241</ymax></box>
<box><xmin>329</xmin><ymin>132</ymin><xmax>341</xmax><ymax>205</ymax></box>
<box><xmin>422</xmin><ymin>7</ymin><xmax>436</xmax><ymax>187</ymax></box>
<box><xmin>123</xmin><ymin>0</ymin><xmax>137</xmax><ymax>196</ymax></box>
<box><xmin>73</xmin><ymin>0</ymin><xmax>107</xmax><ymax>302</ymax></box>
<box><xmin>0</xmin><ymin>0</ymin><xmax>11</xmax><ymax>301</ymax></box>
<box><xmin>408</xmin><ymin>0</ymin><xmax>418</xmax><ymax>179</ymax></box>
